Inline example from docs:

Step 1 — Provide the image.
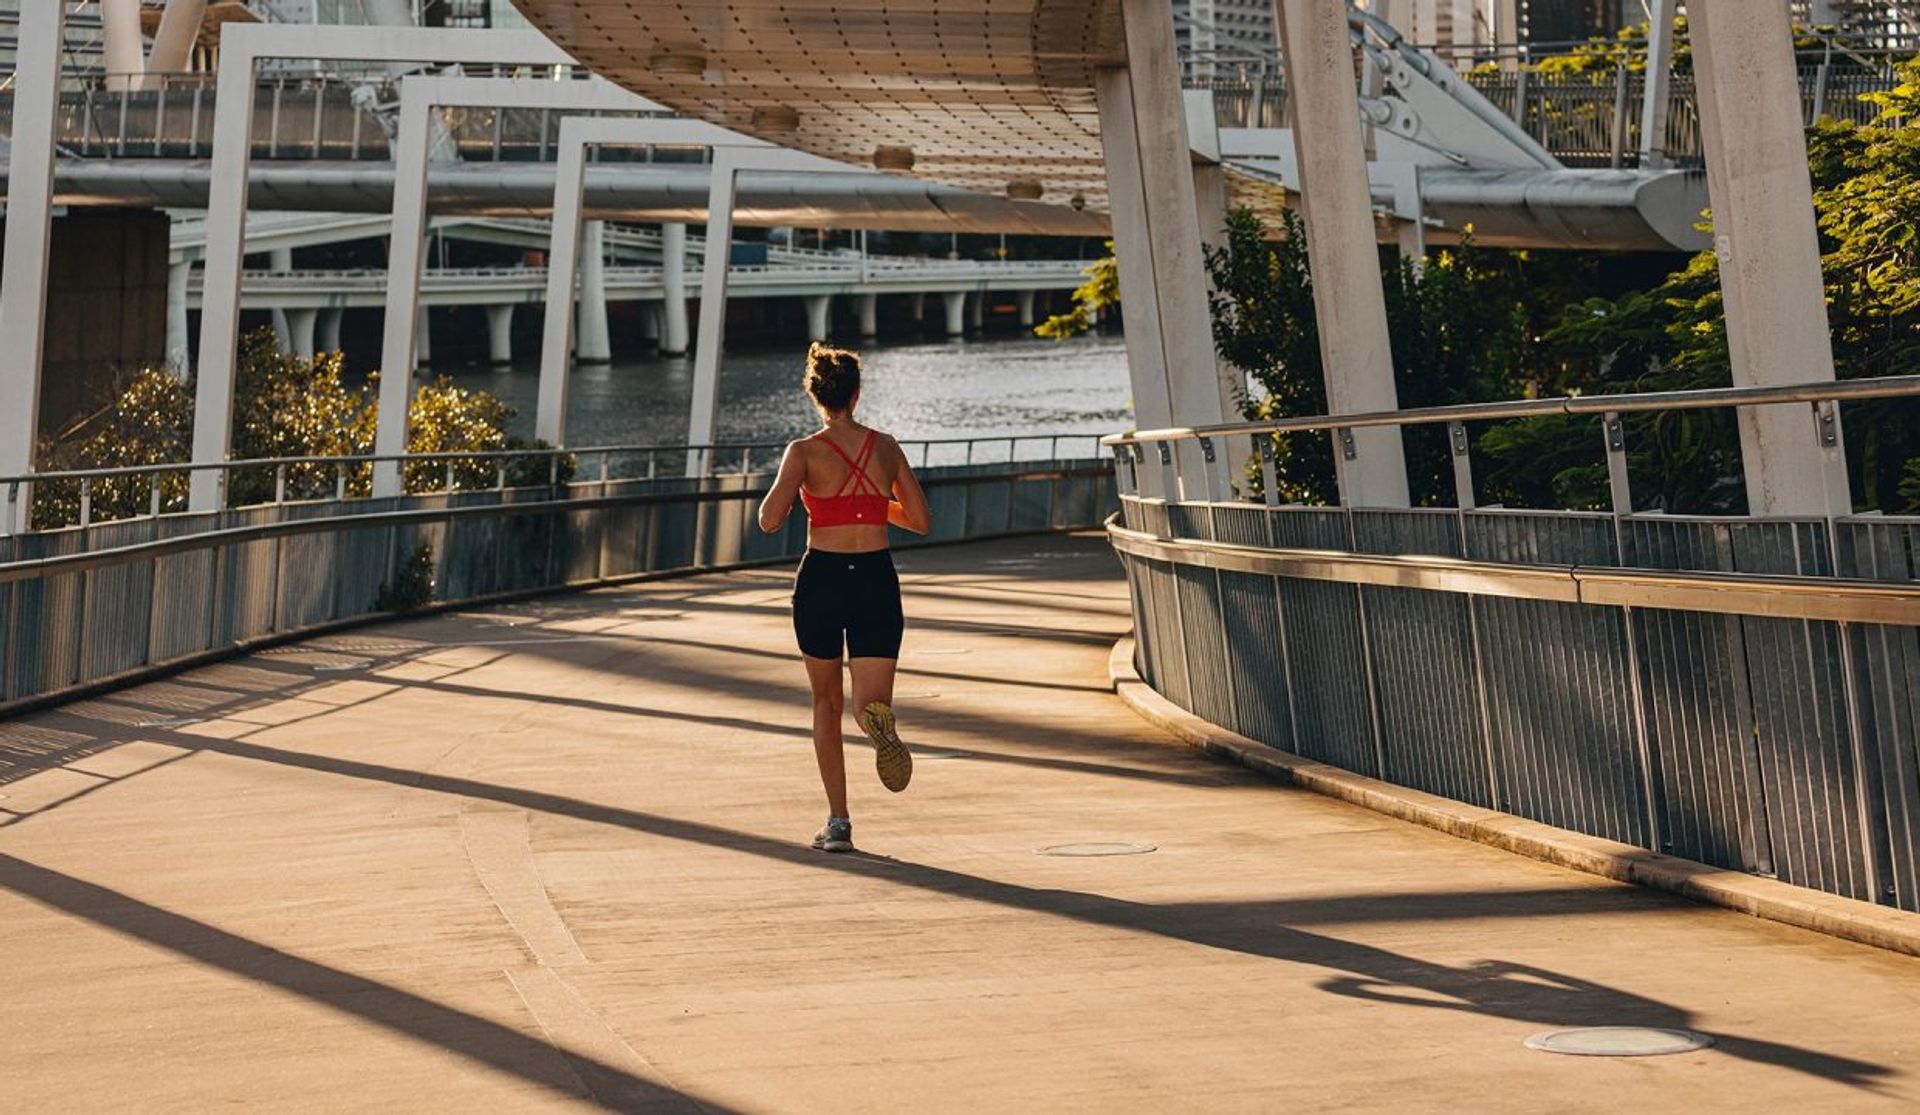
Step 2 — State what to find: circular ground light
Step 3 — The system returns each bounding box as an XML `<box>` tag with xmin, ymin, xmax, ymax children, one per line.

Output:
<box><xmin>1524</xmin><ymin>1028</ymin><xmax>1714</xmax><ymax>1057</ymax></box>
<box><xmin>1038</xmin><ymin>842</ymin><xmax>1157</xmax><ymax>857</ymax></box>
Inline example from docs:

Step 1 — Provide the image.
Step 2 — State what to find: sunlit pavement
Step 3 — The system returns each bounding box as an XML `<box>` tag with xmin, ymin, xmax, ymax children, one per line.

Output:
<box><xmin>3</xmin><ymin>533</ymin><xmax>1918</xmax><ymax>1113</ymax></box>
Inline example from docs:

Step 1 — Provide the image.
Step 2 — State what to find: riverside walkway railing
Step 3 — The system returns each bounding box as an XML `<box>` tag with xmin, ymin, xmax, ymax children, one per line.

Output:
<box><xmin>1101</xmin><ymin>378</ymin><xmax>1920</xmax><ymax>915</ymax></box>
<box><xmin>0</xmin><ymin>434</ymin><xmax>1115</xmax><ymax>715</ymax></box>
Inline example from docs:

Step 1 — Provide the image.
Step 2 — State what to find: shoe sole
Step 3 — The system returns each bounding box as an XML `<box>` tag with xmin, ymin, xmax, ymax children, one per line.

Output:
<box><xmin>857</xmin><ymin>700</ymin><xmax>913</xmax><ymax>792</ymax></box>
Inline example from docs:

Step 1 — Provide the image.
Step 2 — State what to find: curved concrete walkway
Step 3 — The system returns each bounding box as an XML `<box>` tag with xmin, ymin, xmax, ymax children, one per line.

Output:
<box><xmin>3</xmin><ymin>533</ymin><xmax>1918</xmax><ymax>1113</ymax></box>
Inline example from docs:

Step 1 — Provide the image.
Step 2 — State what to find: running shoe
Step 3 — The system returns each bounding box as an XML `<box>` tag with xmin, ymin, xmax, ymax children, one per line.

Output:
<box><xmin>857</xmin><ymin>700</ymin><xmax>913</xmax><ymax>792</ymax></box>
<box><xmin>812</xmin><ymin>818</ymin><xmax>853</xmax><ymax>853</ymax></box>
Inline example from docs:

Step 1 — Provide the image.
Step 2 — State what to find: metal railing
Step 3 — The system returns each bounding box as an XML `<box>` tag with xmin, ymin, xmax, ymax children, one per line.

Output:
<box><xmin>1102</xmin><ymin>377</ymin><xmax>1920</xmax><ymax>915</ymax></box>
<box><xmin>1105</xmin><ymin>374</ymin><xmax>1920</xmax><ymax>519</ymax></box>
<box><xmin>6</xmin><ymin>433</ymin><xmax>1114</xmax><ymax>535</ymax></box>
<box><xmin>0</xmin><ymin>436</ymin><xmax>1118</xmax><ymax>714</ymax></box>
<box><xmin>1197</xmin><ymin>56</ymin><xmax>1905</xmax><ymax>168</ymax></box>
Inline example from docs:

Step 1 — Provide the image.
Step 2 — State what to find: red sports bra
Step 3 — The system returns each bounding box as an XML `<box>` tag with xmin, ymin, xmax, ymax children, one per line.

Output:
<box><xmin>800</xmin><ymin>429</ymin><xmax>892</xmax><ymax>527</ymax></box>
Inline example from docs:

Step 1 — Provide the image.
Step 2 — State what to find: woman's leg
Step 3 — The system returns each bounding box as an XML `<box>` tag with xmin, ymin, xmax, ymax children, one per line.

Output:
<box><xmin>803</xmin><ymin>653</ymin><xmax>849</xmax><ymax>817</ymax></box>
<box><xmin>847</xmin><ymin>656</ymin><xmax>898</xmax><ymax>715</ymax></box>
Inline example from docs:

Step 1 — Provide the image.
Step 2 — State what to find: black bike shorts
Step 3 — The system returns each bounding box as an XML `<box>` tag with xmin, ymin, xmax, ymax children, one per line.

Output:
<box><xmin>792</xmin><ymin>548</ymin><xmax>904</xmax><ymax>660</ymax></box>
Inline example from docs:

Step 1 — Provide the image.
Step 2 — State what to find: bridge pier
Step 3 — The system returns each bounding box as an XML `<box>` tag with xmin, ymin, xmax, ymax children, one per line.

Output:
<box><xmin>942</xmin><ymin>291</ymin><xmax>967</xmax><ymax>338</ymax></box>
<box><xmin>269</xmin><ymin>247</ymin><xmax>294</xmax><ymax>352</ymax></box>
<box><xmin>285</xmin><ymin>308</ymin><xmax>319</xmax><ymax>360</ymax></box>
<box><xmin>969</xmin><ymin>291</ymin><xmax>986</xmax><ymax>331</ymax></box>
<box><xmin>1016</xmin><ymin>289</ymin><xmax>1035</xmax><ymax>327</ymax></box>
<box><xmin>640</xmin><ymin>302</ymin><xmax>660</xmax><ymax>344</ymax></box>
<box><xmin>317</xmin><ymin>307</ymin><xmax>342</xmax><ymax>355</ymax></box>
<box><xmin>575</xmin><ymin>220</ymin><xmax>612</xmax><ymax>364</ymax></box>
<box><xmin>856</xmin><ymin>293</ymin><xmax>878</xmax><ymax>338</ymax></box>
<box><xmin>415</xmin><ymin>306</ymin><xmax>432</xmax><ymax>368</ymax></box>
<box><xmin>661</xmin><ymin>222</ymin><xmax>690</xmax><ymax>355</ymax></box>
<box><xmin>487</xmin><ymin>304</ymin><xmax>515</xmax><ymax>365</ymax></box>
<box><xmin>804</xmin><ymin>294</ymin><xmax>832</xmax><ymax>342</ymax></box>
<box><xmin>166</xmin><ymin>261</ymin><xmax>191</xmax><ymax>377</ymax></box>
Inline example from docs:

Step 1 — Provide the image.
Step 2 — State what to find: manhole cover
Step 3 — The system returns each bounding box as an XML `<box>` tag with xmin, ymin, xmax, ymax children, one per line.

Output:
<box><xmin>1524</xmin><ymin>1028</ymin><xmax>1713</xmax><ymax>1057</ymax></box>
<box><xmin>312</xmin><ymin>661</ymin><xmax>372</xmax><ymax>673</ymax></box>
<box><xmin>1038</xmin><ymin>842</ymin><xmax>1156</xmax><ymax>857</ymax></box>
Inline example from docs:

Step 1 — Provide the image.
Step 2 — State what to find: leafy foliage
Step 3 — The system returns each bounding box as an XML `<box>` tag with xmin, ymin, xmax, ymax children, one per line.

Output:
<box><xmin>1033</xmin><ymin>246</ymin><xmax>1120</xmax><ymax>340</ymax></box>
<box><xmin>33</xmin><ymin>328</ymin><xmax>572</xmax><ymax>529</ymax></box>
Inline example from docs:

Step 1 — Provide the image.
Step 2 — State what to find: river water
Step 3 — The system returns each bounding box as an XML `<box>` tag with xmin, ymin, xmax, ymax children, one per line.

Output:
<box><xmin>437</xmin><ymin>332</ymin><xmax>1133</xmax><ymax>452</ymax></box>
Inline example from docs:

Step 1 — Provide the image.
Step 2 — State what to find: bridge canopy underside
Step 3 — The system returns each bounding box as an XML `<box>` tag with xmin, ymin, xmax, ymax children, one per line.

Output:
<box><xmin>509</xmin><ymin>0</ymin><xmax>1125</xmax><ymax>216</ymax></box>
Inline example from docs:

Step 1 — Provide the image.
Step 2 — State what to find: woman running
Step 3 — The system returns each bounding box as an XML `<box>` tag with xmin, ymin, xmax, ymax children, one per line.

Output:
<box><xmin>758</xmin><ymin>343</ymin><xmax>931</xmax><ymax>853</ymax></box>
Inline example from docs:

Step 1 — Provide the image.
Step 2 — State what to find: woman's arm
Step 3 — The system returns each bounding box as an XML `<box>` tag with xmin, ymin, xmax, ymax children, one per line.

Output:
<box><xmin>757</xmin><ymin>442</ymin><xmax>807</xmax><ymax>533</ymax></box>
<box><xmin>886</xmin><ymin>438</ymin><xmax>932</xmax><ymax>534</ymax></box>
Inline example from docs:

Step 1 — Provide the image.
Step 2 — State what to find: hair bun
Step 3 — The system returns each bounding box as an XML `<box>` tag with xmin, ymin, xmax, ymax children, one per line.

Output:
<box><xmin>804</xmin><ymin>343</ymin><xmax>862</xmax><ymax>412</ymax></box>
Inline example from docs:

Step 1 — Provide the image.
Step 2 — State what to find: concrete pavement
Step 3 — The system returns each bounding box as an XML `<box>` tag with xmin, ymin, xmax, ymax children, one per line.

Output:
<box><xmin>3</xmin><ymin>533</ymin><xmax>1919</xmax><ymax>1112</ymax></box>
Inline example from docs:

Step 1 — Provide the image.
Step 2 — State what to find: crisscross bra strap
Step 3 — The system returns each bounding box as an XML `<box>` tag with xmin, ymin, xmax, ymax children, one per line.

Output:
<box><xmin>816</xmin><ymin>430</ymin><xmax>885</xmax><ymax>498</ymax></box>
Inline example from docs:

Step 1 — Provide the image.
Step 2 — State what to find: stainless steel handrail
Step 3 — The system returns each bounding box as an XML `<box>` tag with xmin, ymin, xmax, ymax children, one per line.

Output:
<box><xmin>4</xmin><ymin>433</ymin><xmax>1114</xmax><ymax>489</ymax></box>
<box><xmin>1106</xmin><ymin>517</ymin><xmax>1920</xmax><ymax>628</ymax></box>
<box><xmin>0</xmin><ymin>460</ymin><xmax>1114</xmax><ymax>584</ymax></box>
<box><xmin>1102</xmin><ymin>375</ymin><xmax>1920</xmax><ymax>447</ymax></box>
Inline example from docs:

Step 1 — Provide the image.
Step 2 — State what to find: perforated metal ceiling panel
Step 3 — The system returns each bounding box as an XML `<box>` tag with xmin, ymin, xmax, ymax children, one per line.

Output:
<box><xmin>508</xmin><ymin>0</ymin><xmax>1126</xmax><ymax>214</ymax></box>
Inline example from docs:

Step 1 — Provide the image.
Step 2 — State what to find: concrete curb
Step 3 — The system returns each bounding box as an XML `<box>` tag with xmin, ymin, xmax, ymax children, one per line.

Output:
<box><xmin>1107</xmin><ymin>637</ymin><xmax>1920</xmax><ymax>960</ymax></box>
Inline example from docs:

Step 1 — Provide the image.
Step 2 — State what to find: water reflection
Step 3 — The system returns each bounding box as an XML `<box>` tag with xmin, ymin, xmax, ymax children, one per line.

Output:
<box><xmin>435</xmin><ymin>334</ymin><xmax>1133</xmax><ymax>449</ymax></box>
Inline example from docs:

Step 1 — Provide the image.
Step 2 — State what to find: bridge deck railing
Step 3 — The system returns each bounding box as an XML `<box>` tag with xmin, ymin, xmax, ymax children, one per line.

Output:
<box><xmin>0</xmin><ymin>434</ymin><xmax>1117</xmax><ymax>716</ymax></box>
<box><xmin>1197</xmin><ymin>52</ymin><xmax>1905</xmax><ymax>168</ymax></box>
<box><xmin>1102</xmin><ymin>377</ymin><xmax>1920</xmax><ymax>916</ymax></box>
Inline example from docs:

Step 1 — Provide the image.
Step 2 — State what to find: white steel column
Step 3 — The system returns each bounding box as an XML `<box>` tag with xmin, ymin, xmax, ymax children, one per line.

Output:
<box><xmin>1016</xmin><ymin>290</ymin><xmax>1035</xmax><ymax>327</ymax></box>
<box><xmin>166</xmin><ymin>261</ymin><xmax>193</xmax><ymax>377</ymax></box>
<box><xmin>1187</xmin><ymin>86</ymin><xmax>1242</xmax><ymax>426</ymax></box>
<box><xmin>856</xmin><ymin>293</ymin><xmax>879</xmax><ymax>338</ymax></box>
<box><xmin>374</xmin><ymin>76</ymin><xmax>661</xmax><ymax>492</ymax></box>
<box><xmin>1094</xmin><ymin>0</ymin><xmax>1228</xmax><ymax>497</ymax></box>
<box><xmin>536</xmin><ymin>128</ymin><xmax>591</xmax><ymax>445</ymax></box>
<box><xmin>1274</xmin><ymin>0</ymin><xmax>1411</xmax><ymax>507</ymax></box>
<box><xmin>1688</xmin><ymin>1</ymin><xmax>1849</xmax><ymax>515</ymax></box>
<box><xmin>1639</xmin><ymin>0</ymin><xmax>1678</xmax><ymax>170</ymax></box>
<box><xmin>102</xmin><ymin>0</ymin><xmax>147</xmax><ymax>92</ymax></box>
<box><xmin>145</xmin><ymin>0</ymin><xmax>209</xmax><ymax>87</ymax></box>
<box><xmin>192</xmin><ymin>28</ymin><xmax>571</xmax><ymax>511</ymax></box>
<box><xmin>575</xmin><ymin>221</ymin><xmax>612</xmax><ymax>363</ymax></box>
<box><xmin>687</xmin><ymin>146</ymin><xmax>853</xmax><ymax>474</ymax></box>
<box><xmin>0</xmin><ymin>1</ymin><xmax>63</xmax><ymax>531</ymax></box>
<box><xmin>487</xmin><ymin>305</ymin><xmax>515</xmax><ymax>364</ymax></box>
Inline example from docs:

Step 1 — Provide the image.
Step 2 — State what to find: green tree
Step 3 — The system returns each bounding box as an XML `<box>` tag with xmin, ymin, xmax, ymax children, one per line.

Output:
<box><xmin>33</xmin><ymin>328</ymin><xmax>569</xmax><ymax>529</ymax></box>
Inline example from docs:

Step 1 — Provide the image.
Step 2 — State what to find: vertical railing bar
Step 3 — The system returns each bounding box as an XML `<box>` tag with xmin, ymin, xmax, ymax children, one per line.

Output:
<box><xmin>153</xmin><ymin>81</ymin><xmax>167</xmax><ymax>157</ymax></box>
<box><xmin>79</xmin><ymin>477</ymin><xmax>92</xmax><ymax>528</ymax></box>
<box><xmin>1347</xmin><ymin>505</ymin><xmax>1390</xmax><ymax>780</ymax></box>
